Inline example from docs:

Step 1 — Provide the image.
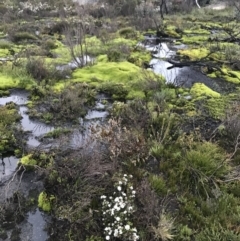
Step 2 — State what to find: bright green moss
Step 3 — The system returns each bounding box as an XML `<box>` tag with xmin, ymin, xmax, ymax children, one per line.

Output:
<box><xmin>210</xmin><ymin>66</ymin><xmax>240</xmax><ymax>84</ymax></box>
<box><xmin>165</xmin><ymin>26</ymin><xmax>181</xmax><ymax>38</ymax></box>
<box><xmin>205</xmin><ymin>97</ymin><xmax>228</xmax><ymax>119</ymax></box>
<box><xmin>0</xmin><ymin>66</ymin><xmax>34</xmax><ymax>90</ymax></box>
<box><xmin>52</xmin><ymin>42</ymin><xmax>72</xmax><ymax>64</ymax></box>
<box><xmin>128</xmin><ymin>50</ymin><xmax>152</xmax><ymax>67</ymax></box>
<box><xmin>71</xmin><ymin>61</ymin><xmax>151</xmax><ymax>99</ymax></box>
<box><xmin>0</xmin><ymin>49</ymin><xmax>9</xmax><ymax>57</ymax></box>
<box><xmin>72</xmin><ymin>61</ymin><xmax>140</xmax><ymax>82</ymax></box>
<box><xmin>38</xmin><ymin>192</ymin><xmax>55</xmax><ymax>212</ymax></box>
<box><xmin>190</xmin><ymin>83</ymin><xmax>220</xmax><ymax>98</ymax></box>
<box><xmin>178</xmin><ymin>48</ymin><xmax>209</xmax><ymax>60</ymax></box>
<box><xmin>181</xmin><ymin>35</ymin><xmax>209</xmax><ymax>44</ymax></box>
<box><xmin>0</xmin><ymin>73</ymin><xmax>18</xmax><ymax>89</ymax></box>
<box><xmin>97</xmin><ymin>54</ymin><xmax>108</xmax><ymax>63</ymax></box>
<box><xmin>183</xmin><ymin>29</ymin><xmax>210</xmax><ymax>35</ymax></box>
<box><xmin>19</xmin><ymin>154</ymin><xmax>37</xmax><ymax>167</ymax></box>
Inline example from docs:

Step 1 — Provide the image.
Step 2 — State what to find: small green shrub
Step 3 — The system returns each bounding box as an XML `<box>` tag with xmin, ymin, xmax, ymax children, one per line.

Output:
<box><xmin>26</xmin><ymin>58</ymin><xmax>49</xmax><ymax>82</ymax></box>
<box><xmin>149</xmin><ymin>174</ymin><xmax>168</xmax><ymax>195</ymax></box>
<box><xmin>107</xmin><ymin>50</ymin><xmax>122</xmax><ymax>62</ymax></box>
<box><xmin>177</xmin><ymin>224</ymin><xmax>193</xmax><ymax>241</ymax></box>
<box><xmin>118</xmin><ymin>27</ymin><xmax>138</xmax><ymax>39</ymax></box>
<box><xmin>195</xmin><ymin>225</ymin><xmax>240</xmax><ymax>241</ymax></box>
<box><xmin>43</xmin><ymin>39</ymin><xmax>58</xmax><ymax>50</ymax></box>
<box><xmin>150</xmin><ymin>143</ymin><xmax>164</xmax><ymax>159</ymax></box>
<box><xmin>10</xmin><ymin>31</ymin><xmax>38</xmax><ymax>43</ymax></box>
<box><xmin>99</xmin><ymin>82</ymin><xmax>129</xmax><ymax>100</ymax></box>
<box><xmin>49</xmin><ymin>21</ymin><xmax>69</xmax><ymax>34</ymax></box>
<box><xmin>184</xmin><ymin>142</ymin><xmax>227</xmax><ymax>177</ymax></box>
<box><xmin>0</xmin><ymin>40</ymin><xmax>13</xmax><ymax>49</ymax></box>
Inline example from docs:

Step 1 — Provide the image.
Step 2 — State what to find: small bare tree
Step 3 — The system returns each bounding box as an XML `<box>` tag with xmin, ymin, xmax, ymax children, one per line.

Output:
<box><xmin>63</xmin><ymin>4</ymin><xmax>95</xmax><ymax>67</ymax></box>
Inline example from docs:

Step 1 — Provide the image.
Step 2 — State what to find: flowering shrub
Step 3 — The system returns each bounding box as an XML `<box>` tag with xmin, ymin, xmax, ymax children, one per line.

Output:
<box><xmin>101</xmin><ymin>174</ymin><xmax>139</xmax><ymax>241</ymax></box>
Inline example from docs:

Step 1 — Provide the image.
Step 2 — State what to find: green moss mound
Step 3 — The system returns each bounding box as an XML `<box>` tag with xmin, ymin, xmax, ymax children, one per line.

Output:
<box><xmin>19</xmin><ymin>154</ymin><xmax>37</xmax><ymax>167</ymax></box>
<box><xmin>190</xmin><ymin>83</ymin><xmax>220</xmax><ymax>98</ymax></box>
<box><xmin>127</xmin><ymin>50</ymin><xmax>152</xmax><ymax>67</ymax></box>
<box><xmin>178</xmin><ymin>48</ymin><xmax>209</xmax><ymax>61</ymax></box>
<box><xmin>213</xmin><ymin>66</ymin><xmax>240</xmax><ymax>84</ymax></box>
<box><xmin>38</xmin><ymin>192</ymin><xmax>55</xmax><ymax>212</ymax></box>
<box><xmin>71</xmin><ymin>61</ymin><xmax>153</xmax><ymax>99</ymax></box>
<box><xmin>0</xmin><ymin>74</ymin><xmax>18</xmax><ymax>89</ymax></box>
<box><xmin>181</xmin><ymin>35</ymin><xmax>209</xmax><ymax>45</ymax></box>
<box><xmin>0</xmin><ymin>105</ymin><xmax>20</xmax><ymax>153</ymax></box>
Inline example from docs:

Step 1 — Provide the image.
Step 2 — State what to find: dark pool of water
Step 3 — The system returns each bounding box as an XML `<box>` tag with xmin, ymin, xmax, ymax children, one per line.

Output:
<box><xmin>147</xmin><ymin>42</ymin><xmax>236</xmax><ymax>93</ymax></box>
<box><xmin>0</xmin><ymin>156</ymin><xmax>19</xmax><ymax>182</ymax></box>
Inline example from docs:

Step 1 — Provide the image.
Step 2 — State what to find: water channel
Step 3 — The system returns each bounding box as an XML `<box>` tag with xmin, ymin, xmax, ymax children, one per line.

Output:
<box><xmin>0</xmin><ymin>89</ymin><xmax>109</xmax><ymax>241</ymax></box>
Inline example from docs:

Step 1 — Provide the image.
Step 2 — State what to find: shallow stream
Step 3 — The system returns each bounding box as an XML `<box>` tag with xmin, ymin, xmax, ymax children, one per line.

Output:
<box><xmin>144</xmin><ymin>36</ymin><xmax>235</xmax><ymax>94</ymax></box>
<box><xmin>0</xmin><ymin>89</ymin><xmax>109</xmax><ymax>241</ymax></box>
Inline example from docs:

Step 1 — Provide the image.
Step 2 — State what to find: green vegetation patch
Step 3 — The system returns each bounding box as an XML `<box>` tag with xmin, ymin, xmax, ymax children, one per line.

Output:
<box><xmin>0</xmin><ymin>49</ymin><xmax>9</xmax><ymax>58</ymax></box>
<box><xmin>181</xmin><ymin>35</ymin><xmax>209</xmax><ymax>44</ymax></box>
<box><xmin>178</xmin><ymin>47</ymin><xmax>209</xmax><ymax>60</ymax></box>
<box><xmin>0</xmin><ymin>104</ymin><xmax>20</xmax><ymax>153</ymax></box>
<box><xmin>38</xmin><ymin>192</ymin><xmax>55</xmax><ymax>212</ymax></box>
<box><xmin>127</xmin><ymin>50</ymin><xmax>152</xmax><ymax>67</ymax></box>
<box><xmin>19</xmin><ymin>154</ymin><xmax>37</xmax><ymax>167</ymax></box>
<box><xmin>0</xmin><ymin>73</ymin><xmax>18</xmax><ymax>90</ymax></box>
<box><xmin>0</xmin><ymin>66</ymin><xmax>34</xmax><ymax>90</ymax></box>
<box><xmin>190</xmin><ymin>83</ymin><xmax>220</xmax><ymax>98</ymax></box>
<box><xmin>72</xmin><ymin>61</ymin><xmax>151</xmax><ymax>99</ymax></box>
<box><xmin>183</xmin><ymin>29</ymin><xmax>210</xmax><ymax>35</ymax></box>
<box><xmin>208</xmin><ymin>66</ymin><xmax>240</xmax><ymax>84</ymax></box>
<box><xmin>205</xmin><ymin>96</ymin><xmax>229</xmax><ymax>119</ymax></box>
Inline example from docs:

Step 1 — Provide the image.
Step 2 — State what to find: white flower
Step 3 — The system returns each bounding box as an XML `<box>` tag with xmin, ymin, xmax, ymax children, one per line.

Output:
<box><xmin>129</xmin><ymin>186</ymin><xmax>133</xmax><ymax>190</ymax></box>
<box><xmin>105</xmin><ymin>235</ymin><xmax>110</xmax><ymax>240</ymax></box>
<box><xmin>114</xmin><ymin>229</ymin><xmax>119</xmax><ymax>237</ymax></box>
<box><xmin>120</xmin><ymin>202</ymin><xmax>125</xmax><ymax>208</ymax></box>
<box><xmin>116</xmin><ymin>217</ymin><xmax>120</xmax><ymax>221</ymax></box>
<box><xmin>129</xmin><ymin>174</ymin><xmax>133</xmax><ymax>178</ymax></box>
<box><xmin>114</xmin><ymin>197</ymin><xmax>119</xmax><ymax>202</ymax></box>
<box><xmin>110</xmin><ymin>209</ymin><xmax>114</xmax><ymax>216</ymax></box>
<box><xmin>117</xmin><ymin>186</ymin><xmax>122</xmax><ymax>191</ymax></box>
<box><xmin>128</xmin><ymin>206</ymin><xmax>133</xmax><ymax>211</ymax></box>
<box><xmin>101</xmin><ymin>195</ymin><xmax>106</xmax><ymax>199</ymax></box>
<box><xmin>133</xmin><ymin>233</ymin><xmax>139</xmax><ymax>240</ymax></box>
<box><xmin>122</xmin><ymin>192</ymin><xmax>126</xmax><ymax>196</ymax></box>
<box><xmin>125</xmin><ymin>224</ymin><xmax>130</xmax><ymax>230</ymax></box>
<box><xmin>132</xmin><ymin>190</ymin><xmax>136</xmax><ymax>195</ymax></box>
<box><xmin>124</xmin><ymin>174</ymin><xmax>127</xmax><ymax>177</ymax></box>
<box><xmin>119</xmin><ymin>181</ymin><xmax>122</xmax><ymax>185</ymax></box>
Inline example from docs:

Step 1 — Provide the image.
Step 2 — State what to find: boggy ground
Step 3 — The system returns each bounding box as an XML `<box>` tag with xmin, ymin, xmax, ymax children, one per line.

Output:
<box><xmin>0</xmin><ymin>1</ymin><xmax>240</xmax><ymax>241</ymax></box>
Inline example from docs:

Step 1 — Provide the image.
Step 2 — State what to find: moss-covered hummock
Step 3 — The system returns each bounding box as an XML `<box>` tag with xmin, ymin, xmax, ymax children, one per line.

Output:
<box><xmin>0</xmin><ymin>105</ymin><xmax>20</xmax><ymax>153</ymax></box>
<box><xmin>127</xmin><ymin>50</ymin><xmax>152</xmax><ymax>67</ymax></box>
<box><xmin>190</xmin><ymin>83</ymin><xmax>220</xmax><ymax>98</ymax></box>
<box><xmin>71</xmin><ymin>61</ymin><xmax>155</xmax><ymax>99</ymax></box>
<box><xmin>180</xmin><ymin>35</ymin><xmax>209</xmax><ymax>45</ymax></box>
<box><xmin>209</xmin><ymin>66</ymin><xmax>240</xmax><ymax>84</ymax></box>
<box><xmin>0</xmin><ymin>74</ymin><xmax>18</xmax><ymax>90</ymax></box>
<box><xmin>38</xmin><ymin>192</ymin><xmax>55</xmax><ymax>212</ymax></box>
<box><xmin>0</xmin><ymin>62</ymin><xmax>34</xmax><ymax>90</ymax></box>
<box><xmin>178</xmin><ymin>48</ymin><xmax>209</xmax><ymax>61</ymax></box>
<box><xmin>19</xmin><ymin>154</ymin><xmax>37</xmax><ymax>167</ymax></box>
